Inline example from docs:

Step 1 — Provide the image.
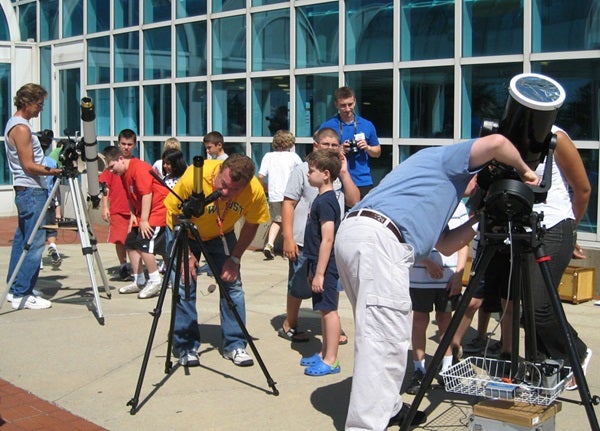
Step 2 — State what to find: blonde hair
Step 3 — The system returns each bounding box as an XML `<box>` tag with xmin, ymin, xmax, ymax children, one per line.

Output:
<box><xmin>163</xmin><ymin>137</ymin><xmax>181</xmax><ymax>151</ymax></box>
<box><xmin>272</xmin><ymin>130</ymin><xmax>295</xmax><ymax>151</ymax></box>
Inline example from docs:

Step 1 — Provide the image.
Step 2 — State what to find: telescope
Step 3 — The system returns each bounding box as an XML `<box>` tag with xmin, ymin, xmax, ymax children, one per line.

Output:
<box><xmin>81</xmin><ymin>97</ymin><xmax>102</xmax><ymax>208</ymax></box>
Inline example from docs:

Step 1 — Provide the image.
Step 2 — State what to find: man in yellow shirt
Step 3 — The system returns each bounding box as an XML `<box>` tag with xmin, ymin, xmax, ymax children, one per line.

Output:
<box><xmin>164</xmin><ymin>154</ymin><xmax>269</xmax><ymax>367</ymax></box>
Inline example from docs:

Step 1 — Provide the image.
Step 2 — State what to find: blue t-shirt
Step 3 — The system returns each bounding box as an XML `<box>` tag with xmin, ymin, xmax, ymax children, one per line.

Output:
<box><xmin>320</xmin><ymin>113</ymin><xmax>379</xmax><ymax>187</ymax></box>
<box><xmin>353</xmin><ymin>139</ymin><xmax>477</xmax><ymax>261</ymax></box>
<box><xmin>303</xmin><ymin>189</ymin><xmax>341</xmax><ymax>274</ymax></box>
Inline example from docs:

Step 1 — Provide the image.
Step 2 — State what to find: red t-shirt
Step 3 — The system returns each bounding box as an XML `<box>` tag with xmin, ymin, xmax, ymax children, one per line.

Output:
<box><xmin>99</xmin><ymin>170</ymin><xmax>130</xmax><ymax>216</ymax></box>
<box><xmin>121</xmin><ymin>158</ymin><xmax>168</xmax><ymax>227</ymax></box>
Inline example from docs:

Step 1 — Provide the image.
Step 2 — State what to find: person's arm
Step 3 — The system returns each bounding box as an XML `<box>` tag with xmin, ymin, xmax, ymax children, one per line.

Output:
<box><xmin>339</xmin><ymin>151</ymin><xmax>360</xmax><ymax>207</ymax></box>
<box><xmin>310</xmin><ymin>220</ymin><xmax>335</xmax><ymax>293</ymax></box>
<box><xmin>447</xmin><ymin>244</ymin><xmax>469</xmax><ymax>297</ymax></box>
<box><xmin>419</xmin><ymin>256</ymin><xmax>444</xmax><ymax>279</ymax></box>
<box><xmin>138</xmin><ymin>193</ymin><xmax>153</xmax><ymax>238</ymax></box>
<box><xmin>101</xmin><ymin>193</ymin><xmax>111</xmax><ymax>222</ymax></box>
<box><xmin>435</xmin><ymin>217</ymin><xmax>479</xmax><ymax>257</ymax></box>
<box><xmin>220</xmin><ymin>222</ymin><xmax>260</xmax><ymax>283</ymax></box>
<box><xmin>469</xmin><ymin>134</ymin><xmax>538</xmax><ymax>184</ymax></box>
<box><xmin>11</xmin><ymin>124</ymin><xmax>61</xmax><ymax>176</ymax></box>
<box><xmin>282</xmin><ymin>197</ymin><xmax>299</xmax><ymax>261</ymax></box>
<box><xmin>363</xmin><ymin>142</ymin><xmax>381</xmax><ymax>159</ymax></box>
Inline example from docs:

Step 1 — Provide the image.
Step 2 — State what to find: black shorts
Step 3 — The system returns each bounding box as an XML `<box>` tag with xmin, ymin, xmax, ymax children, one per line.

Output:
<box><xmin>125</xmin><ymin>226</ymin><xmax>167</xmax><ymax>256</ymax></box>
<box><xmin>308</xmin><ymin>261</ymin><xmax>339</xmax><ymax>312</ymax></box>
<box><xmin>410</xmin><ymin>288</ymin><xmax>456</xmax><ymax>313</ymax></box>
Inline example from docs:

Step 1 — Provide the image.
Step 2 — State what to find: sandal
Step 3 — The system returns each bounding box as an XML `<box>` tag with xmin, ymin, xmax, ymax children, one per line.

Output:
<box><xmin>305</xmin><ymin>358</ymin><xmax>340</xmax><ymax>376</ymax></box>
<box><xmin>339</xmin><ymin>330</ymin><xmax>348</xmax><ymax>345</ymax></box>
<box><xmin>278</xmin><ymin>326</ymin><xmax>309</xmax><ymax>342</ymax></box>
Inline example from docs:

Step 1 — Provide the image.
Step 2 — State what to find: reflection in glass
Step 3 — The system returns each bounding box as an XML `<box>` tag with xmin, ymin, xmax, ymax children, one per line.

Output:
<box><xmin>0</xmin><ymin>64</ymin><xmax>9</xmax><ymax>185</ymax></box>
<box><xmin>114</xmin><ymin>87</ymin><xmax>139</xmax><ymax>133</ymax></box>
<box><xmin>369</xmin><ymin>144</ymin><xmax>393</xmax><ymax>187</ymax></box>
<box><xmin>176</xmin><ymin>0</ymin><xmax>207</xmax><ymax>18</ymax></box>
<box><xmin>176</xmin><ymin>82</ymin><xmax>207</xmax><ymax>136</ymax></box>
<box><xmin>63</xmin><ymin>0</ymin><xmax>83</xmax><ymax>38</ymax></box>
<box><xmin>578</xmin><ymin>149</ymin><xmax>598</xmax><ymax>233</ymax></box>
<box><xmin>400</xmin><ymin>67</ymin><xmax>454</xmax><ymax>139</ymax></box>
<box><xmin>144</xmin><ymin>27</ymin><xmax>171</xmax><ymax>80</ymax></box>
<box><xmin>18</xmin><ymin>3</ymin><xmax>36</xmax><ymax>41</ymax></box>
<box><xmin>177</xmin><ymin>22</ymin><xmax>207</xmax><ymax>77</ymax></box>
<box><xmin>296</xmin><ymin>3</ymin><xmax>339</xmax><ymax>68</ymax></box>
<box><xmin>115</xmin><ymin>0</ymin><xmax>139</xmax><ymax>28</ymax></box>
<box><xmin>40</xmin><ymin>47</ymin><xmax>52</xmax><ymax>130</ymax></box>
<box><xmin>461</xmin><ymin>64</ymin><xmax>521</xmax><ymax>139</ymax></box>
<box><xmin>346</xmin><ymin>0</ymin><xmax>393</xmax><ymax>64</ymax></box>
<box><xmin>86</xmin><ymin>89</ymin><xmax>110</xmax><ymax>136</ymax></box>
<box><xmin>144</xmin><ymin>84</ymin><xmax>172</xmax><ymax>136</ymax></box>
<box><xmin>87</xmin><ymin>0</ymin><xmax>110</xmax><ymax>33</ymax></box>
<box><xmin>87</xmin><ymin>36</ymin><xmax>110</xmax><ymax>85</ymax></box>
<box><xmin>252</xmin><ymin>9</ymin><xmax>290</xmax><ymax>71</ymax></box>
<box><xmin>213</xmin><ymin>0</ymin><xmax>245</xmax><ymax>13</ymax></box>
<box><xmin>400</xmin><ymin>0</ymin><xmax>454</xmax><ymax>61</ymax></box>
<box><xmin>144</xmin><ymin>0</ymin><xmax>171</xmax><ymax>24</ymax></box>
<box><xmin>144</xmin><ymin>141</ymin><xmax>164</xmax><ymax>167</ymax></box>
<box><xmin>59</xmin><ymin>69</ymin><xmax>81</xmax><ymax>137</ymax></box>
<box><xmin>115</xmin><ymin>32</ymin><xmax>139</xmax><ymax>82</ymax></box>
<box><xmin>213</xmin><ymin>80</ymin><xmax>246</xmax><ymax>136</ymax></box>
<box><xmin>40</xmin><ymin>0</ymin><xmax>59</xmax><ymax>42</ymax></box>
<box><xmin>296</xmin><ymin>74</ymin><xmax>338</xmax><ymax>138</ymax></box>
<box><xmin>346</xmin><ymin>70</ymin><xmax>393</xmax><ymax>138</ymax></box>
<box><xmin>533</xmin><ymin>59</ymin><xmax>600</xmax><ymax>140</ymax></box>
<box><xmin>463</xmin><ymin>0</ymin><xmax>522</xmax><ymax>56</ymax></box>
<box><xmin>533</xmin><ymin>0</ymin><xmax>600</xmax><ymax>52</ymax></box>
<box><xmin>252</xmin><ymin>77</ymin><xmax>290</xmax><ymax>136</ymax></box>
<box><xmin>213</xmin><ymin>16</ymin><xmax>246</xmax><ymax>74</ymax></box>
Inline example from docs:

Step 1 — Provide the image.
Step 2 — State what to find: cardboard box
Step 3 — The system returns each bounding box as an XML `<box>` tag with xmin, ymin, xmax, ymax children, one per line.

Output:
<box><xmin>558</xmin><ymin>266</ymin><xmax>595</xmax><ymax>304</ymax></box>
<box><xmin>473</xmin><ymin>400</ymin><xmax>561</xmax><ymax>428</ymax></box>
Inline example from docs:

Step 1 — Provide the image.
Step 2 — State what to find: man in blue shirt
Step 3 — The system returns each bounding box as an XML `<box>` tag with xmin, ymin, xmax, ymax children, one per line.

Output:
<box><xmin>320</xmin><ymin>86</ymin><xmax>380</xmax><ymax>199</ymax></box>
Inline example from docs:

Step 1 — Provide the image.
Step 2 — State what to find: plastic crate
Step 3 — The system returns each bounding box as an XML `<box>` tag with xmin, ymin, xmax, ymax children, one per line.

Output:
<box><xmin>439</xmin><ymin>356</ymin><xmax>572</xmax><ymax>406</ymax></box>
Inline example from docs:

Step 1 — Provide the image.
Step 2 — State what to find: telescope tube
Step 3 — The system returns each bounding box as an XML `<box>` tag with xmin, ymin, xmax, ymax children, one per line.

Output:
<box><xmin>81</xmin><ymin>97</ymin><xmax>101</xmax><ymax>208</ymax></box>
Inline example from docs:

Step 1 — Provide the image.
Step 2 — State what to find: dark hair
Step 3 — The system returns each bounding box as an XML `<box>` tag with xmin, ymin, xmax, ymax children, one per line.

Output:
<box><xmin>334</xmin><ymin>86</ymin><xmax>355</xmax><ymax>101</ymax></box>
<box><xmin>221</xmin><ymin>153</ymin><xmax>255</xmax><ymax>183</ymax></box>
<box><xmin>102</xmin><ymin>145</ymin><xmax>122</xmax><ymax>163</ymax></box>
<box><xmin>305</xmin><ymin>148</ymin><xmax>341</xmax><ymax>181</ymax></box>
<box><xmin>14</xmin><ymin>83</ymin><xmax>47</xmax><ymax>109</ymax></box>
<box><xmin>162</xmin><ymin>148</ymin><xmax>187</xmax><ymax>178</ymax></box>
<box><xmin>118</xmin><ymin>128</ymin><xmax>137</xmax><ymax>143</ymax></box>
<box><xmin>315</xmin><ymin>127</ymin><xmax>339</xmax><ymax>144</ymax></box>
<box><xmin>203</xmin><ymin>131</ymin><xmax>224</xmax><ymax>145</ymax></box>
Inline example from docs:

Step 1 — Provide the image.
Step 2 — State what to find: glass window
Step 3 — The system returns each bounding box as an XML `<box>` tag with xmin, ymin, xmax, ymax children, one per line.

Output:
<box><xmin>88</xmin><ymin>0</ymin><xmax>110</xmax><ymax>33</ymax></box>
<box><xmin>87</xmin><ymin>36</ymin><xmax>110</xmax><ymax>85</ymax></box>
<box><xmin>144</xmin><ymin>27</ymin><xmax>171</xmax><ymax>80</ymax></box>
<box><xmin>144</xmin><ymin>140</ymin><xmax>164</xmax><ymax>167</ymax></box>
<box><xmin>40</xmin><ymin>47</ymin><xmax>52</xmax><ymax>131</ymax></box>
<box><xmin>461</xmin><ymin>63</ymin><xmax>522</xmax><ymax>139</ymax></box>
<box><xmin>252</xmin><ymin>9</ymin><xmax>290</xmax><ymax>71</ymax></box>
<box><xmin>59</xmin><ymin>68</ymin><xmax>81</xmax><ymax>137</ymax></box>
<box><xmin>532</xmin><ymin>59</ymin><xmax>600</xmax><ymax>141</ymax></box>
<box><xmin>86</xmin><ymin>89</ymin><xmax>110</xmax><ymax>136</ymax></box>
<box><xmin>578</xmin><ymin>149</ymin><xmax>598</xmax><ymax>234</ymax></box>
<box><xmin>346</xmin><ymin>1</ymin><xmax>393</xmax><ymax>64</ymax></box>
<box><xmin>212</xmin><ymin>15</ymin><xmax>246</xmax><ymax>74</ymax></box>
<box><xmin>114</xmin><ymin>32</ymin><xmax>139</xmax><ymax>82</ymax></box>
<box><xmin>213</xmin><ymin>0</ymin><xmax>245</xmax><ymax>13</ymax></box>
<box><xmin>144</xmin><ymin>0</ymin><xmax>171</xmax><ymax>24</ymax></box>
<box><xmin>114</xmin><ymin>87</ymin><xmax>140</xmax><ymax>133</ymax></box>
<box><xmin>252</xmin><ymin>76</ymin><xmax>290</xmax><ymax>136</ymax></box>
<box><xmin>212</xmin><ymin>79</ymin><xmax>246</xmax><ymax>136</ymax></box>
<box><xmin>63</xmin><ymin>0</ymin><xmax>83</xmax><ymax>38</ymax></box>
<box><xmin>295</xmin><ymin>73</ymin><xmax>338</xmax><ymax>138</ymax></box>
<box><xmin>252</xmin><ymin>0</ymin><xmax>283</xmax><ymax>5</ymax></box>
<box><xmin>115</xmin><ymin>0</ymin><xmax>139</xmax><ymax>28</ymax></box>
<box><xmin>400</xmin><ymin>67</ymin><xmax>454</xmax><ymax>139</ymax></box>
<box><xmin>296</xmin><ymin>3</ymin><xmax>339</xmax><ymax>68</ymax></box>
<box><xmin>370</xmin><ymin>144</ymin><xmax>393</xmax><ymax>187</ymax></box>
<box><xmin>144</xmin><ymin>84</ymin><xmax>172</xmax><ymax>136</ymax></box>
<box><xmin>176</xmin><ymin>82</ymin><xmax>207</xmax><ymax>136</ymax></box>
<box><xmin>40</xmin><ymin>0</ymin><xmax>59</xmax><ymax>42</ymax></box>
<box><xmin>176</xmin><ymin>0</ymin><xmax>207</xmax><ymax>18</ymax></box>
<box><xmin>533</xmin><ymin>0</ymin><xmax>600</xmax><ymax>52</ymax></box>
<box><xmin>463</xmin><ymin>0</ymin><xmax>522</xmax><ymax>57</ymax></box>
<box><xmin>18</xmin><ymin>3</ymin><xmax>36</xmax><ymax>41</ymax></box>
<box><xmin>346</xmin><ymin>70</ymin><xmax>393</xmax><ymax>138</ymax></box>
<box><xmin>400</xmin><ymin>0</ymin><xmax>454</xmax><ymax>61</ymax></box>
<box><xmin>176</xmin><ymin>21</ymin><xmax>207</xmax><ymax>77</ymax></box>
<box><xmin>0</xmin><ymin>64</ymin><xmax>10</xmax><ymax>185</ymax></box>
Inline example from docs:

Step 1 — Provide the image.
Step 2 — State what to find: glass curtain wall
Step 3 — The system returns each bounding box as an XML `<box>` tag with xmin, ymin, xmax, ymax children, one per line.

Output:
<box><xmin>0</xmin><ymin>0</ymin><xmax>598</xmax><ymax>240</ymax></box>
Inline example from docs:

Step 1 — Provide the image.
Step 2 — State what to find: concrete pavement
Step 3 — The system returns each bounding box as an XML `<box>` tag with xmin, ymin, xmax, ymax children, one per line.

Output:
<box><xmin>0</xmin><ymin>241</ymin><xmax>599</xmax><ymax>430</ymax></box>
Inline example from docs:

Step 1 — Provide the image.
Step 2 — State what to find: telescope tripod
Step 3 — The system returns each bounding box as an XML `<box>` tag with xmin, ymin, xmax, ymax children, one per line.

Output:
<box><xmin>400</xmin><ymin>212</ymin><xmax>599</xmax><ymax>431</ymax></box>
<box><xmin>1</xmin><ymin>175</ymin><xmax>110</xmax><ymax>324</ymax></box>
<box><xmin>127</xmin><ymin>217</ymin><xmax>279</xmax><ymax>414</ymax></box>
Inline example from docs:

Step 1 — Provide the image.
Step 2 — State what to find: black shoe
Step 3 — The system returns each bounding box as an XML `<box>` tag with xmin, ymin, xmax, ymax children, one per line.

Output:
<box><xmin>405</xmin><ymin>369</ymin><xmax>424</xmax><ymax>395</ymax></box>
<box><xmin>119</xmin><ymin>265</ymin><xmax>131</xmax><ymax>280</ymax></box>
<box><xmin>388</xmin><ymin>403</ymin><xmax>427</xmax><ymax>428</ymax></box>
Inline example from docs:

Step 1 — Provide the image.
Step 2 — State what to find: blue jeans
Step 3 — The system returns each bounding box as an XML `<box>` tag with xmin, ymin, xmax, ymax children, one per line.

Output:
<box><xmin>172</xmin><ymin>231</ymin><xmax>247</xmax><ymax>354</ymax></box>
<box><xmin>7</xmin><ymin>188</ymin><xmax>48</xmax><ymax>297</ymax></box>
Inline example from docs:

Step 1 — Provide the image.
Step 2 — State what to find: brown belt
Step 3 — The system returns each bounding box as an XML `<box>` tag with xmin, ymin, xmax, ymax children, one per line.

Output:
<box><xmin>346</xmin><ymin>209</ymin><xmax>404</xmax><ymax>243</ymax></box>
<box><xmin>13</xmin><ymin>186</ymin><xmax>28</xmax><ymax>192</ymax></box>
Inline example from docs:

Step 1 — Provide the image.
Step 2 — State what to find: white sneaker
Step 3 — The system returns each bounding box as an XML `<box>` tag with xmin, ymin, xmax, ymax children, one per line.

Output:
<box><xmin>6</xmin><ymin>289</ymin><xmax>43</xmax><ymax>302</ymax></box>
<box><xmin>11</xmin><ymin>295</ymin><xmax>52</xmax><ymax>310</ymax></box>
<box><xmin>566</xmin><ymin>348</ymin><xmax>592</xmax><ymax>391</ymax></box>
<box><xmin>223</xmin><ymin>348</ymin><xmax>254</xmax><ymax>367</ymax></box>
<box><xmin>119</xmin><ymin>282</ymin><xmax>144</xmax><ymax>294</ymax></box>
<box><xmin>138</xmin><ymin>281</ymin><xmax>162</xmax><ymax>299</ymax></box>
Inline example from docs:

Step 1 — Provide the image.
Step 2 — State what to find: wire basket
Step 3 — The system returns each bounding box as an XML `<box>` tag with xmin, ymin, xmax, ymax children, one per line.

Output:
<box><xmin>439</xmin><ymin>356</ymin><xmax>572</xmax><ymax>405</ymax></box>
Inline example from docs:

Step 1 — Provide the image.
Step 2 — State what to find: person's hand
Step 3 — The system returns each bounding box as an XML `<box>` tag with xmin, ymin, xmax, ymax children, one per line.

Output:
<box><xmin>446</xmin><ymin>272</ymin><xmax>463</xmax><ymax>297</ymax></box>
<box><xmin>521</xmin><ymin>169</ymin><xmax>539</xmax><ymax>186</ymax></box>
<box><xmin>311</xmin><ymin>273</ymin><xmax>325</xmax><ymax>293</ymax></box>
<box><xmin>356</xmin><ymin>139</ymin><xmax>369</xmax><ymax>152</ymax></box>
<box><xmin>423</xmin><ymin>259</ymin><xmax>443</xmax><ymax>279</ymax></box>
<box><xmin>221</xmin><ymin>257</ymin><xmax>240</xmax><ymax>282</ymax></box>
<box><xmin>139</xmin><ymin>220</ymin><xmax>153</xmax><ymax>239</ymax></box>
<box><xmin>102</xmin><ymin>207</ymin><xmax>110</xmax><ymax>223</ymax></box>
<box><xmin>283</xmin><ymin>237</ymin><xmax>299</xmax><ymax>262</ymax></box>
<box><xmin>180</xmin><ymin>253</ymin><xmax>198</xmax><ymax>282</ymax></box>
<box><xmin>573</xmin><ymin>242</ymin><xmax>587</xmax><ymax>259</ymax></box>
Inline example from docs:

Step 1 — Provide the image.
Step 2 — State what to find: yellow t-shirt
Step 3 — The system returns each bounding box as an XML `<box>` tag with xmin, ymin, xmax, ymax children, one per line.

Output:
<box><xmin>164</xmin><ymin>159</ymin><xmax>269</xmax><ymax>241</ymax></box>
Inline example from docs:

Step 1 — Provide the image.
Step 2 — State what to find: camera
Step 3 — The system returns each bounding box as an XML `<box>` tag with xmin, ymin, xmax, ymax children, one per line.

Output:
<box><xmin>345</xmin><ymin>138</ymin><xmax>359</xmax><ymax>154</ymax></box>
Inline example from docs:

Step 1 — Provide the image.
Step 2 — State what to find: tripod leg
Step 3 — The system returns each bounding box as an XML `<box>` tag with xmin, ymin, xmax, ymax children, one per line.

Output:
<box><xmin>1</xmin><ymin>180</ymin><xmax>60</xmax><ymax>306</ymax></box>
<box><xmin>534</xmin><ymin>247</ymin><xmax>600</xmax><ymax>431</ymax></box>
<box><xmin>187</xmin><ymin>225</ymin><xmax>279</xmax><ymax>396</ymax></box>
<box><xmin>400</xmin><ymin>244</ymin><xmax>497</xmax><ymax>431</ymax></box>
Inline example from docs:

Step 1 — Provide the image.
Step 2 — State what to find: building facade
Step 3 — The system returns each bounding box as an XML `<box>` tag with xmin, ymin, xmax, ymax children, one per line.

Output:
<box><xmin>0</xmin><ymin>0</ymin><xmax>598</xmax><ymax>252</ymax></box>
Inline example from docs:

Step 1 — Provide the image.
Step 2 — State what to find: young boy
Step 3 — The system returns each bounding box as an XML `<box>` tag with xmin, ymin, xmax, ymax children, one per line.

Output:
<box><xmin>299</xmin><ymin>149</ymin><xmax>342</xmax><ymax>376</ymax></box>
<box><xmin>204</xmin><ymin>131</ymin><xmax>229</xmax><ymax>161</ymax></box>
